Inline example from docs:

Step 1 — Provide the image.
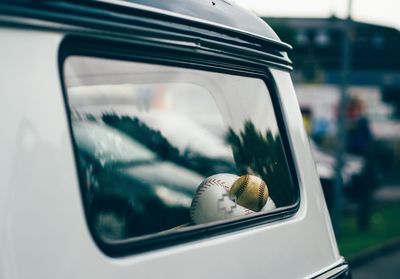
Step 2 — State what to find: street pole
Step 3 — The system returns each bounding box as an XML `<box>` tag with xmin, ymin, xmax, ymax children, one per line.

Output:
<box><xmin>332</xmin><ymin>0</ymin><xmax>353</xmax><ymax>237</ymax></box>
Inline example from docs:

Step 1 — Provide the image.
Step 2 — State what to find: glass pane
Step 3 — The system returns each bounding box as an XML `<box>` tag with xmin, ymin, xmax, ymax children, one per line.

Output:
<box><xmin>64</xmin><ymin>56</ymin><xmax>295</xmax><ymax>240</ymax></box>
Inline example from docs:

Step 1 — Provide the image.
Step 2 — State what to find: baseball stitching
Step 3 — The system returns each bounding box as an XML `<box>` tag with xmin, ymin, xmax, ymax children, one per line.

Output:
<box><xmin>235</xmin><ymin>175</ymin><xmax>249</xmax><ymax>199</ymax></box>
<box><xmin>190</xmin><ymin>178</ymin><xmax>230</xmax><ymax>220</ymax></box>
<box><xmin>258</xmin><ymin>180</ymin><xmax>266</xmax><ymax>211</ymax></box>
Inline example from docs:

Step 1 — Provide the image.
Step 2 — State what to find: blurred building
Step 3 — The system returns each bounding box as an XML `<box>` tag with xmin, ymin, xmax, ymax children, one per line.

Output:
<box><xmin>263</xmin><ymin>17</ymin><xmax>400</xmax><ymax>141</ymax></box>
<box><xmin>264</xmin><ymin>17</ymin><xmax>400</xmax><ymax>85</ymax></box>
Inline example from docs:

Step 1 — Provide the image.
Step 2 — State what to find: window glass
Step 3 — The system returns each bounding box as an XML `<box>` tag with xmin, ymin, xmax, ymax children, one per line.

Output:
<box><xmin>64</xmin><ymin>56</ymin><xmax>295</xmax><ymax>241</ymax></box>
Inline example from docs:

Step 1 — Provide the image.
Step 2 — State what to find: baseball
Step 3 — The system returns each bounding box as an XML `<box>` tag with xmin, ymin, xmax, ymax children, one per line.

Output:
<box><xmin>261</xmin><ymin>197</ymin><xmax>276</xmax><ymax>211</ymax></box>
<box><xmin>229</xmin><ymin>175</ymin><xmax>269</xmax><ymax>212</ymax></box>
<box><xmin>190</xmin><ymin>174</ymin><xmax>254</xmax><ymax>225</ymax></box>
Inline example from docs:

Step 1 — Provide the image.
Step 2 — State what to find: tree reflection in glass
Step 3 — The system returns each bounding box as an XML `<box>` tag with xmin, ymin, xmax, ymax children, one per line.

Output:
<box><xmin>226</xmin><ymin>121</ymin><xmax>294</xmax><ymax>207</ymax></box>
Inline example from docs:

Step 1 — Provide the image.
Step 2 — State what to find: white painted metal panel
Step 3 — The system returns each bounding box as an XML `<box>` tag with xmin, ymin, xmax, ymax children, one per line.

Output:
<box><xmin>0</xmin><ymin>28</ymin><xmax>340</xmax><ymax>279</ymax></box>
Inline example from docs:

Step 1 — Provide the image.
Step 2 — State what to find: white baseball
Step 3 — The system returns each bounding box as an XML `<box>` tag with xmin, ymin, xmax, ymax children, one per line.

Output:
<box><xmin>190</xmin><ymin>174</ymin><xmax>254</xmax><ymax>224</ymax></box>
<box><xmin>261</xmin><ymin>197</ymin><xmax>276</xmax><ymax>212</ymax></box>
<box><xmin>190</xmin><ymin>173</ymin><xmax>277</xmax><ymax>224</ymax></box>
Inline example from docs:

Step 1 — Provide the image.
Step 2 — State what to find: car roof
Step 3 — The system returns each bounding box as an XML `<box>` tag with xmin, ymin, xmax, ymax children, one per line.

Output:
<box><xmin>0</xmin><ymin>0</ymin><xmax>292</xmax><ymax>69</ymax></box>
<box><xmin>117</xmin><ymin>0</ymin><xmax>281</xmax><ymax>42</ymax></box>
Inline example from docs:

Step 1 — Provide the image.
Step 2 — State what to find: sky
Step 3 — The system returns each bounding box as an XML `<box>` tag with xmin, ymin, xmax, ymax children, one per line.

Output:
<box><xmin>234</xmin><ymin>0</ymin><xmax>400</xmax><ymax>30</ymax></box>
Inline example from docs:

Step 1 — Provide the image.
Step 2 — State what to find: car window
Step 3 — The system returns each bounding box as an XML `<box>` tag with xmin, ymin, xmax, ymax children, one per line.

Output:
<box><xmin>64</xmin><ymin>56</ymin><xmax>296</xmax><ymax>241</ymax></box>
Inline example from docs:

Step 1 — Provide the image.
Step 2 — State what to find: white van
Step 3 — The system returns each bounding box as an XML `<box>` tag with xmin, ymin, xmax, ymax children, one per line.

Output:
<box><xmin>0</xmin><ymin>0</ymin><xmax>350</xmax><ymax>278</ymax></box>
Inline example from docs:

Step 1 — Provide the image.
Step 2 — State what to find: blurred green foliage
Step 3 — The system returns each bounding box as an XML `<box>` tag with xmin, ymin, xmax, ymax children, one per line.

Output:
<box><xmin>338</xmin><ymin>202</ymin><xmax>400</xmax><ymax>257</ymax></box>
<box><xmin>226</xmin><ymin>121</ymin><xmax>295</xmax><ymax>207</ymax></box>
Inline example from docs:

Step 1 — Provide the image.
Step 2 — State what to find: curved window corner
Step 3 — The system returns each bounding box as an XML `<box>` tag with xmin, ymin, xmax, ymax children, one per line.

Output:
<box><xmin>63</xmin><ymin>55</ymin><xmax>298</xmax><ymax>252</ymax></box>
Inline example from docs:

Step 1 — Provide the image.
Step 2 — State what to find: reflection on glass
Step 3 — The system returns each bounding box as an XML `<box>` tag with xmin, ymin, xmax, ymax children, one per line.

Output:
<box><xmin>74</xmin><ymin>119</ymin><xmax>203</xmax><ymax>238</ymax></box>
<box><xmin>64</xmin><ymin>56</ymin><xmax>295</xmax><ymax>241</ymax></box>
<box><xmin>226</xmin><ymin>121</ymin><xmax>294</xmax><ymax>207</ymax></box>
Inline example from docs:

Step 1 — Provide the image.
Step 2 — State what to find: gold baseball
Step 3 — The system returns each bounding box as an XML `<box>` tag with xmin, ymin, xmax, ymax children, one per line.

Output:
<box><xmin>229</xmin><ymin>175</ymin><xmax>269</xmax><ymax>212</ymax></box>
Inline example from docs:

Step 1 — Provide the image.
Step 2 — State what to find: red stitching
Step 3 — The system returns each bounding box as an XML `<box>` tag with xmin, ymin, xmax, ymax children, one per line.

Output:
<box><xmin>244</xmin><ymin>209</ymin><xmax>254</xmax><ymax>215</ymax></box>
<box><xmin>192</xmin><ymin>177</ymin><xmax>231</xmax><ymax>220</ymax></box>
<box><xmin>203</xmin><ymin>179</ymin><xmax>226</xmax><ymax>189</ymax></box>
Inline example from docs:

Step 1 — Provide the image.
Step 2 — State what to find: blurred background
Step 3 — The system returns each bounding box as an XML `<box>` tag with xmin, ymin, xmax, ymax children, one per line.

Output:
<box><xmin>234</xmin><ymin>0</ymin><xmax>400</xmax><ymax>277</ymax></box>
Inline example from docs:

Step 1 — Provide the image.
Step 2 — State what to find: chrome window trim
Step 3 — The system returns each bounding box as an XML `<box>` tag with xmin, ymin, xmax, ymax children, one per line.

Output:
<box><xmin>312</xmin><ymin>261</ymin><xmax>351</xmax><ymax>279</ymax></box>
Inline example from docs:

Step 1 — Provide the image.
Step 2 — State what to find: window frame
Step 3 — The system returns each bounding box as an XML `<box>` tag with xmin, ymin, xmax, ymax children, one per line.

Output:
<box><xmin>59</xmin><ymin>35</ymin><xmax>300</xmax><ymax>257</ymax></box>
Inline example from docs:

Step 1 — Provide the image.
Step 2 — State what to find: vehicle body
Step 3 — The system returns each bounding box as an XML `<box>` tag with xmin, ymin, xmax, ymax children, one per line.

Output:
<box><xmin>0</xmin><ymin>0</ymin><xmax>350</xmax><ymax>278</ymax></box>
